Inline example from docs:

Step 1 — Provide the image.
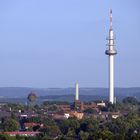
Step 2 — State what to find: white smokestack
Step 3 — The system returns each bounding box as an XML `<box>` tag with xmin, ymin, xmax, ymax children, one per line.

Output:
<box><xmin>75</xmin><ymin>83</ymin><xmax>79</xmax><ymax>101</ymax></box>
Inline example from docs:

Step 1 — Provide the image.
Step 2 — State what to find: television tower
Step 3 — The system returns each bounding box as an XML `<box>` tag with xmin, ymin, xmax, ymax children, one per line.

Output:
<box><xmin>75</xmin><ymin>83</ymin><xmax>79</xmax><ymax>101</ymax></box>
<box><xmin>105</xmin><ymin>9</ymin><xmax>117</xmax><ymax>104</ymax></box>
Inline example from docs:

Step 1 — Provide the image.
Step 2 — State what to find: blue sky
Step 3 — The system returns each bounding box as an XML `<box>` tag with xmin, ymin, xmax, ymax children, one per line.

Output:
<box><xmin>0</xmin><ymin>0</ymin><xmax>139</xmax><ymax>88</ymax></box>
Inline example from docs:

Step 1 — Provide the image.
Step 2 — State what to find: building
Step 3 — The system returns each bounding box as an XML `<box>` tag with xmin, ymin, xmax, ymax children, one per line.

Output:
<box><xmin>0</xmin><ymin>132</ymin><xmax>41</xmax><ymax>137</ymax></box>
<box><xmin>70</xmin><ymin>111</ymin><xmax>84</xmax><ymax>120</ymax></box>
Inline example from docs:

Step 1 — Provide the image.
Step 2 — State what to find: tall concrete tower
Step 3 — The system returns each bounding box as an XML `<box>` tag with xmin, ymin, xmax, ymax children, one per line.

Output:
<box><xmin>75</xmin><ymin>83</ymin><xmax>79</xmax><ymax>101</ymax></box>
<box><xmin>105</xmin><ymin>9</ymin><xmax>117</xmax><ymax>104</ymax></box>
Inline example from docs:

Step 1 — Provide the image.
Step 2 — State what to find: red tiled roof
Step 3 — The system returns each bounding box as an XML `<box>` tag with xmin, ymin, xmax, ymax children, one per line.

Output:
<box><xmin>5</xmin><ymin>132</ymin><xmax>39</xmax><ymax>134</ymax></box>
<box><xmin>1</xmin><ymin>131</ymin><xmax>41</xmax><ymax>135</ymax></box>
<box><xmin>24</xmin><ymin>123</ymin><xmax>41</xmax><ymax>127</ymax></box>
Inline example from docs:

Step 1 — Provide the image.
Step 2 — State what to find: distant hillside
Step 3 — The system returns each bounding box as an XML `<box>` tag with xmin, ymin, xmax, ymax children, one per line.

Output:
<box><xmin>0</xmin><ymin>87</ymin><xmax>140</xmax><ymax>104</ymax></box>
<box><xmin>0</xmin><ymin>87</ymin><xmax>140</xmax><ymax>99</ymax></box>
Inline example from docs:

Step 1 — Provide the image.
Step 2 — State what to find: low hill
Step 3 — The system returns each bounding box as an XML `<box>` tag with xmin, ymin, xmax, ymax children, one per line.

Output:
<box><xmin>0</xmin><ymin>87</ymin><xmax>140</xmax><ymax>103</ymax></box>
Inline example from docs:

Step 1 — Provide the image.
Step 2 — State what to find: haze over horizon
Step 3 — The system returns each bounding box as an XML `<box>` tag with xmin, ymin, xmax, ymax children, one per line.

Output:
<box><xmin>0</xmin><ymin>0</ymin><xmax>140</xmax><ymax>88</ymax></box>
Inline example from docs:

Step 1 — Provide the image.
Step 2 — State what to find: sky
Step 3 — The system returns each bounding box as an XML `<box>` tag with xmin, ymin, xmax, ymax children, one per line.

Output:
<box><xmin>0</xmin><ymin>0</ymin><xmax>140</xmax><ymax>88</ymax></box>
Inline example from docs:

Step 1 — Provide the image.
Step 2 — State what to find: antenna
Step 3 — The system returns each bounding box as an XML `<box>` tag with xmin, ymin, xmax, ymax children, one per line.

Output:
<box><xmin>110</xmin><ymin>9</ymin><xmax>113</xmax><ymax>29</ymax></box>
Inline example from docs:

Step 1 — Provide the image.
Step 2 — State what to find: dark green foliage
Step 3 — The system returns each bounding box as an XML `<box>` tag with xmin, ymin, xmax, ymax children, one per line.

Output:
<box><xmin>43</xmin><ymin>117</ymin><xmax>55</xmax><ymax>126</ymax></box>
<box><xmin>79</xmin><ymin>130</ymin><xmax>89</xmax><ymax>140</ymax></box>
<box><xmin>0</xmin><ymin>134</ymin><xmax>16</xmax><ymax>140</ymax></box>
<box><xmin>58</xmin><ymin>118</ymin><xmax>80</xmax><ymax>135</ymax></box>
<box><xmin>26</xmin><ymin>117</ymin><xmax>42</xmax><ymax>123</ymax></box>
<box><xmin>47</xmin><ymin>105</ymin><xmax>58</xmax><ymax>111</ymax></box>
<box><xmin>40</xmin><ymin>125</ymin><xmax>61</xmax><ymax>138</ymax></box>
<box><xmin>123</xmin><ymin>97</ymin><xmax>139</xmax><ymax>105</ymax></box>
<box><xmin>84</xmin><ymin>108</ymin><xmax>97</xmax><ymax>114</ymax></box>
<box><xmin>107</xmin><ymin>102</ymin><xmax>122</xmax><ymax>112</ymax></box>
<box><xmin>3</xmin><ymin>118</ymin><xmax>19</xmax><ymax>131</ymax></box>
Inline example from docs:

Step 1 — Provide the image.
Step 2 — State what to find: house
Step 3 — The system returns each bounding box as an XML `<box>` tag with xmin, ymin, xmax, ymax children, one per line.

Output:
<box><xmin>52</xmin><ymin>114</ymin><xmax>65</xmax><ymax>120</ymax></box>
<box><xmin>57</xmin><ymin>105</ymin><xmax>71</xmax><ymax>112</ymax></box>
<box><xmin>0</xmin><ymin>111</ymin><xmax>11</xmax><ymax>118</ymax></box>
<box><xmin>99</xmin><ymin>112</ymin><xmax>121</xmax><ymax>119</ymax></box>
<box><xmin>0</xmin><ymin>131</ymin><xmax>41</xmax><ymax>137</ymax></box>
<box><xmin>24</xmin><ymin>123</ymin><xmax>44</xmax><ymax>130</ymax></box>
<box><xmin>97</xmin><ymin>101</ymin><xmax>106</xmax><ymax>107</ymax></box>
<box><xmin>111</xmin><ymin>112</ymin><xmax>121</xmax><ymax>119</ymax></box>
<box><xmin>70</xmin><ymin>111</ymin><xmax>84</xmax><ymax>119</ymax></box>
<box><xmin>64</xmin><ymin>113</ymin><xmax>70</xmax><ymax>119</ymax></box>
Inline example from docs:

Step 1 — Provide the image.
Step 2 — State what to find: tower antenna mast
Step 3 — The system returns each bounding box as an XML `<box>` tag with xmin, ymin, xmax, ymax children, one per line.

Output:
<box><xmin>105</xmin><ymin>9</ymin><xmax>117</xmax><ymax>104</ymax></box>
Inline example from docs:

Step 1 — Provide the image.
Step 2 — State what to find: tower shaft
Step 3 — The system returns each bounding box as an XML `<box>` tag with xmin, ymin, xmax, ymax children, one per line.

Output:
<box><xmin>109</xmin><ymin>55</ymin><xmax>114</xmax><ymax>103</ymax></box>
<box><xmin>75</xmin><ymin>83</ymin><xmax>79</xmax><ymax>101</ymax></box>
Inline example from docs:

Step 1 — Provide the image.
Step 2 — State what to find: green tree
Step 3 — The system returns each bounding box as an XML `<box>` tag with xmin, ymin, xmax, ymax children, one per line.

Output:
<box><xmin>84</xmin><ymin>108</ymin><xmax>97</xmax><ymax>114</ymax></box>
<box><xmin>0</xmin><ymin>134</ymin><xmax>16</xmax><ymax>140</ymax></box>
<box><xmin>80</xmin><ymin>118</ymin><xmax>99</xmax><ymax>132</ymax></box>
<box><xmin>3</xmin><ymin>118</ymin><xmax>19</xmax><ymax>131</ymax></box>
<box><xmin>40</xmin><ymin>125</ymin><xmax>61</xmax><ymax>138</ymax></box>
<box><xmin>43</xmin><ymin>117</ymin><xmax>55</xmax><ymax>126</ymax></box>
<box><xmin>79</xmin><ymin>131</ymin><xmax>89</xmax><ymax>140</ymax></box>
<box><xmin>99</xmin><ymin>130</ymin><xmax>114</xmax><ymax>140</ymax></box>
<box><xmin>123</xmin><ymin>97</ymin><xmax>138</xmax><ymax>105</ymax></box>
<box><xmin>27</xmin><ymin>91</ymin><xmax>37</xmax><ymax>106</ymax></box>
<box><xmin>11</xmin><ymin>113</ymin><xmax>16</xmax><ymax>120</ymax></box>
<box><xmin>58</xmin><ymin>118</ymin><xmax>80</xmax><ymax>135</ymax></box>
<box><xmin>67</xmin><ymin>129</ymin><xmax>76</xmax><ymax>138</ymax></box>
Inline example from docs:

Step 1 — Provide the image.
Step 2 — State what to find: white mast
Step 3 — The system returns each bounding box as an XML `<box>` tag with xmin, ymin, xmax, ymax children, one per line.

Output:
<box><xmin>105</xmin><ymin>9</ymin><xmax>117</xmax><ymax>104</ymax></box>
